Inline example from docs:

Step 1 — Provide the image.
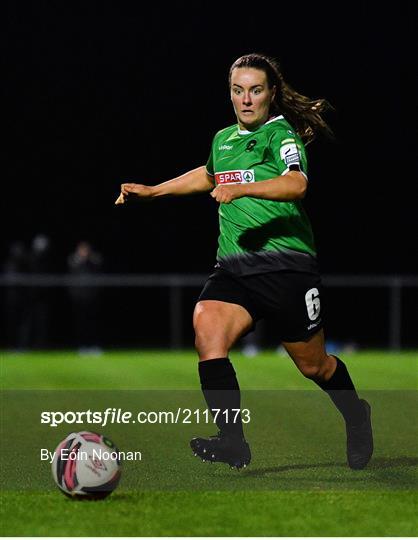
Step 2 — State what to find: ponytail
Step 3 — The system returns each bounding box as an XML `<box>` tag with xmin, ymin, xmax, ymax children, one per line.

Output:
<box><xmin>229</xmin><ymin>54</ymin><xmax>334</xmax><ymax>144</ymax></box>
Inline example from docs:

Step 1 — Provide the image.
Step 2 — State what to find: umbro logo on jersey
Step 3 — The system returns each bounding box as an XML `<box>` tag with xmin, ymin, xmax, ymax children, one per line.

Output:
<box><xmin>215</xmin><ymin>169</ymin><xmax>255</xmax><ymax>184</ymax></box>
<box><xmin>219</xmin><ymin>144</ymin><xmax>233</xmax><ymax>150</ymax></box>
<box><xmin>307</xmin><ymin>321</ymin><xmax>320</xmax><ymax>331</ymax></box>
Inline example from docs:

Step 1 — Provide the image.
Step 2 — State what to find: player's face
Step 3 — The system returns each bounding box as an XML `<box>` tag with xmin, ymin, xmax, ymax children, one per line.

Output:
<box><xmin>230</xmin><ymin>68</ymin><xmax>276</xmax><ymax>131</ymax></box>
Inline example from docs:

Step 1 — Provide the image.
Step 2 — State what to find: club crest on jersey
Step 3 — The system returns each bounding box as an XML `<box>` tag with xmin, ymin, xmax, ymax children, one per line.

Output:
<box><xmin>215</xmin><ymin>169</ymin><xmax>255</xmax><ymax>184</ymax></box>
<box><xmin>245</xmin><ymin>140</ymin><xmax>257</xmax><ymax>152</ymax></box>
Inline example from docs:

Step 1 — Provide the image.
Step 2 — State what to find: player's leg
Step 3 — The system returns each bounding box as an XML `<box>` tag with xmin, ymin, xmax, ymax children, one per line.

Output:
<box><xmin>194</xmin><ymin>299</ymin><xmax>253</xmax><ymax>360</ymax></box>
<box><xmin>282</xmin><ymin>329</ymin><xmax>373</xmax><ymax>469</ymax></box>
<box><xmin>191</xmin><ymin>299</ymin><xmax>253</xmax><ymax>468</ymax></box>
<box><xmin>282</xmin><ymin>328</ymin><xmax>363</xmax><ymax>417</ymax></box>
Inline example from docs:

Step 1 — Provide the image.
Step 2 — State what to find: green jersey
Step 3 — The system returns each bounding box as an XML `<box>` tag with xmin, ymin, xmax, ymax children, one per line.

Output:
<box><xmin>206</xmin><ymin>115</ymin><xmax>318</xmax><ymax>276</ymax></box>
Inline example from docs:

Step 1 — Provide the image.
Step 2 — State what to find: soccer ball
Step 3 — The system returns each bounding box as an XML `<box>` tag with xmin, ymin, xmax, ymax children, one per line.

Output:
<box><xmin>51</xmin><ymin>431</ymin><xmax>121</xmax><ymax>499</ymax></box>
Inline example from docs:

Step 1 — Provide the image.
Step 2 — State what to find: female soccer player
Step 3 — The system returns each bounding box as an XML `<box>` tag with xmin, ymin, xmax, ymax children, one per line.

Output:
<box><xmin>116</xmin><ymin>54</ymin><xmax>373</xmax><ymax>471</ymax></box>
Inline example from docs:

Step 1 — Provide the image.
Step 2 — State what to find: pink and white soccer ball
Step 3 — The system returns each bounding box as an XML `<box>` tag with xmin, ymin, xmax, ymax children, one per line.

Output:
<box><xmin>51</xmin><ymin>431</ymin><xmax>121</xmax><ymax>499</ymax></box>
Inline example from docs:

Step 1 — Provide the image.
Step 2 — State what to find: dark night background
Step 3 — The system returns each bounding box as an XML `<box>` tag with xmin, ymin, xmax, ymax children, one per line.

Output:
<box><xmin>2</xmin><ymin>1</ymin><xmax>417</xmax><ymax>348</ymax></box>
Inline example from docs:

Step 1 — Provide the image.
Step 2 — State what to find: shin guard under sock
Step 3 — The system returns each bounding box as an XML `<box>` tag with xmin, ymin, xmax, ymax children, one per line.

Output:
<box><xmin>198</xmin><ymin>358</ymin><xmax>244</xmax><ymax>439</ymax></box>
<box><xmin>314</xmin><ymin>357</ymin><xmax>366</xmax><ymax>425</ymax></box>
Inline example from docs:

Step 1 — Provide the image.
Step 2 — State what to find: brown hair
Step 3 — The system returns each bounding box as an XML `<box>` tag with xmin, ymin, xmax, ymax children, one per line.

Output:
<box><xmin>229</xmin><ymin>53</ymin><xmax>333</xmax><ymax>144</ymax></box>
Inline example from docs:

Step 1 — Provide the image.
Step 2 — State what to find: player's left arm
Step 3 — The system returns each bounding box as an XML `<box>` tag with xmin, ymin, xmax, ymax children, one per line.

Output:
<box><xmin>210</xmin><ymin>170</ymin><xmax>307</xmax><ymax>204</ymax></box>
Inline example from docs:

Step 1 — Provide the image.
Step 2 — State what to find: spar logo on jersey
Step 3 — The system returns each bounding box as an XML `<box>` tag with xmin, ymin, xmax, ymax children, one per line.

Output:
<box><xmin>215</xmin><ymin>169</ymin><xmax>255</xmax><ymax>184</ymax></box>
<box><xmin>280</xmin><ymin>142</ymin><xmax>300</xmax><ymax>166</ymax></box>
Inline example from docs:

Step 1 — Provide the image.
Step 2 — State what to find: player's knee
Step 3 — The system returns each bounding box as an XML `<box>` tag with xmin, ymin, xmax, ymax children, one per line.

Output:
<box><xmin>291</xmin><ymin>348</ymin><xmax>332</xmax><ymax>381</ymax></box>
<box><xmin>298</xmin><ymin>361</ymin><xmax>329</xmax><ymax>380</ymax></box>
<box><xmin>299</xmin><ymin>363</ymin><xmax>322</xmax><ymax>379</ymax></box>
<box><xmin>193</xmin><ymin>304</ymin><xmax>211</xmax><ymax>337</ymax></box>
<box><xmin>194</xmin><ymin>325</ymin><xmax>225</xmax><ymax>354</ymax></box>
<box><xmin>193</xmin><ymin>304</ymin><xmax>227</xmax><ymax>357</ymax></box>
<box><xmin>193</xmin><ymin>302</ymin><xmax>221</xmax><ymax>332</ymax></box>
<box><xmin>194</xmin><ymin>326</ymin><xmax>209</xmax><ymax>351</ymax></box>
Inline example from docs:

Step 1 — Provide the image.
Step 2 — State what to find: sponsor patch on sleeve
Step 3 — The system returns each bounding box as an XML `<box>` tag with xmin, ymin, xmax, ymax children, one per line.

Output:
<box><xmin>280</xmin><ymin>142</ymin><xmax>300</xmax><ymax>166</ymax></box>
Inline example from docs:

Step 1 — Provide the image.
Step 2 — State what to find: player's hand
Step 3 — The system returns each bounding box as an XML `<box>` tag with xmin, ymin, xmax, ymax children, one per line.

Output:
<box><xmin>115</xmin><ymin>183</ymin><xmax>155</xmax><ymax>204</ymax></box>
<box><xmin>210</xmin><ymin>184</ymin><xmax>243</xmax><ymax>204</ymax></box>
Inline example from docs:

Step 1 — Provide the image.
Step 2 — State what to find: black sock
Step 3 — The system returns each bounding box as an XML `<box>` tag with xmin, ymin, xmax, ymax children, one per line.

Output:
<box><xmin>314</xmin><ymin>357</ymin><xmax>366</xmax><ymax>425</ymax></box>
<box><xmin>198</xmin><ymin>358</ymin><xmax>244</xmax><ymax>439</ymax></box>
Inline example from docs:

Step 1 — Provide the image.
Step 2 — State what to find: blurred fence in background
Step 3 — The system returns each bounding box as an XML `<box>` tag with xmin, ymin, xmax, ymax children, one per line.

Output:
<box><xmin>1</xmin><ymin>274</ymin><xmax>417</xmax><ymax>350</ymax></box>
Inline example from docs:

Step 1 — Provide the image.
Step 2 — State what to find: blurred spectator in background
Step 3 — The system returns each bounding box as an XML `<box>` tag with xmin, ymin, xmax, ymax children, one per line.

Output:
<box><xmin>24</xmin><ymin>234</ymin><xmax>54</xmax><ymax>349</ymax></box>
<box><xmin>3</xmin><ymin>241</ymin><xmax>29</xmax><ymax>350</ymax></box>
<box><xmin>68</xmin><ymin>241</ymin><xmax>103</xmax><ymax>355</ymax></box>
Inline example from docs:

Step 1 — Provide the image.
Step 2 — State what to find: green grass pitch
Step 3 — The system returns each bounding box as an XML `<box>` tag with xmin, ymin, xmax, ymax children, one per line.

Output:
<box><xmin>1</xmin><ymin>350</ymin><xmax>417</xmax><ymax>536</ymax></box>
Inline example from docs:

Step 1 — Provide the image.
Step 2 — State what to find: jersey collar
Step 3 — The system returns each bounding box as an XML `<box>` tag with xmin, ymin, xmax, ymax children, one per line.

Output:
<box><xmin>237</xmin><ymin>115</ymin><xmax>284</xmax><ymax>135</ymax></box>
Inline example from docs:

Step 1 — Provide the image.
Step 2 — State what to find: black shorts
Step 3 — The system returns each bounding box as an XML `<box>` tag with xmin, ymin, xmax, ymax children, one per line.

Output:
<box><xmin>198</xmin><ymin>269</ymin><xmax>324</xmax><ymax>342</ymax></box>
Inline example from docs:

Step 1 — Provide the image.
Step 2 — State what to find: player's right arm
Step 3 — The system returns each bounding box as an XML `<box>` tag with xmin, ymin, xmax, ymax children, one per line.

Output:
<box><xmin>116</xmin><ymin>166</ymin><xmax>214</xmax><ymax>204</ymax></box>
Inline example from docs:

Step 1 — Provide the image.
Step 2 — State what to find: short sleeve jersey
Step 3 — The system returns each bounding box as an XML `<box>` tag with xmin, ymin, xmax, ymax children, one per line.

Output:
<box><xmin>206</xmin><ymin>115</ymin><xmax>318</xmax><ymax>276</ymax></box>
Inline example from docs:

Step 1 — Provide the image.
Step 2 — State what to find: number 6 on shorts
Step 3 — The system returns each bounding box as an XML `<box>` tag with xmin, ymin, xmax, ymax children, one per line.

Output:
<box><xmin>305</xmin><ymin>287</ymin><xmax>320</xmax><ymax>321</ymax></box>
